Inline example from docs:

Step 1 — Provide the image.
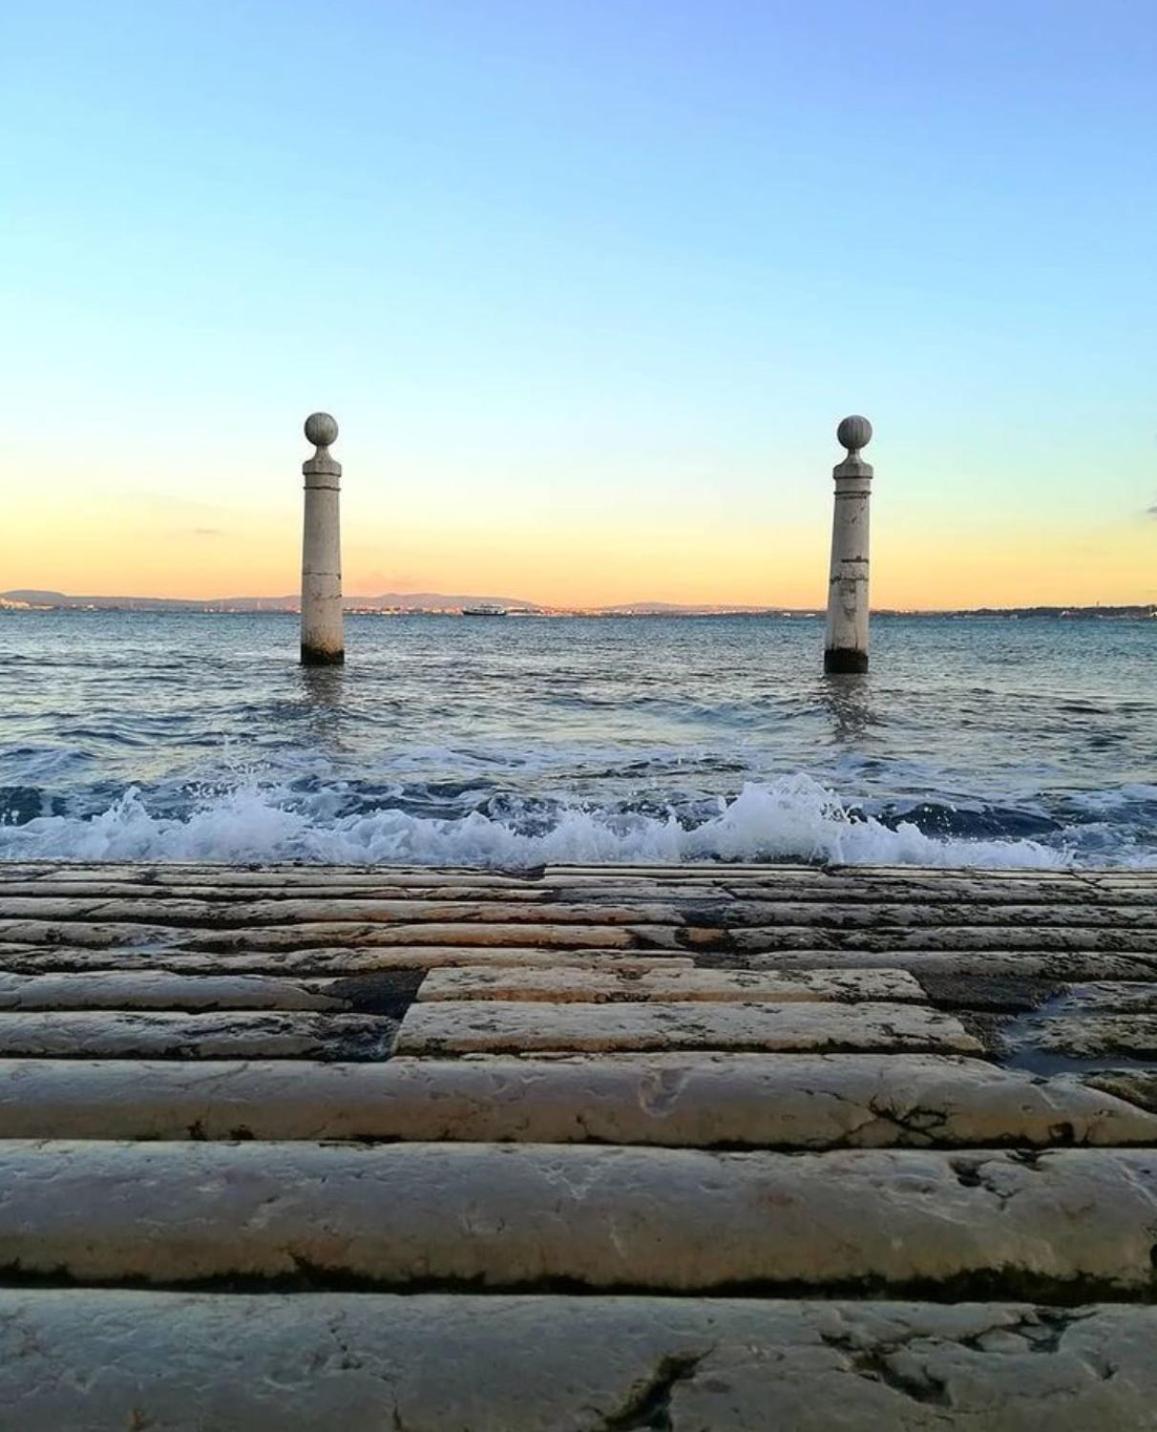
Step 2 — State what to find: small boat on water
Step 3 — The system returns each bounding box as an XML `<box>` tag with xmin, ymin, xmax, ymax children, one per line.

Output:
<box><xmin>462</xmin><ymin>604</ymin><xmax>507</xmax><ymax>617</ymax></box>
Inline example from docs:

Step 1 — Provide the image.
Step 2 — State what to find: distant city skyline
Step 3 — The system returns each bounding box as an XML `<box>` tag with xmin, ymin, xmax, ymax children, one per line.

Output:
<box><xmin>3</xmin><ymin>1</ymin><xmax>1155</xmax><ymax>608</ymax></box>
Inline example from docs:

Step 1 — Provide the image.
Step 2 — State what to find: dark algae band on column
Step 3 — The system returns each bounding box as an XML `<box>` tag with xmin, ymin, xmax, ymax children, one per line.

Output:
<box><xmin>300</xmin><ymin>642</ymin><xmax>345</xmax><ymax>666</ymax></box>
<box><xmin>824</xmin><ymin>646</ymin><xmax>869</xmax><ymax>673</ymax></box>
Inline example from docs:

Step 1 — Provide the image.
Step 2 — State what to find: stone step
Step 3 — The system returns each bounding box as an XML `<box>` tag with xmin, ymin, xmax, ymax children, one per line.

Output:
<box><xmin>548</xmin><ymin>862</ymin><xmax>820</xmax><ymax>871</ymax></box>
<box><xmin>0</xmin><ymin>1143</ymin><xmax>1151</xmax><ymax>1295</ymax></box>
<box><xmin>825</xmin><ymin>865</ymin><xmax>1088</xmax><ymax>880</ymax></box>
<box><xmin>4</xmin><ymin>943</ymin><xmax>1156</xmax><ymax>985</ymax></box>
<box><xmin>561</xmin><ymin>866</ymin><xmax>1157</xmax><ymax>899</ymax></box>
<box><xmin>7</xmin><ymin>893</ymin><xmax>1157</xmax><ymax>928</ymax></box>
<box><xmin>703</xmin><ymin>928</ymin><xmax>1157</xmax><ymax>953</ymax></box>
<box><xmin>5</xmin><ymin>868</ymin><xmax>1154</xmax><ymax>901</ymax></box>
<box><xmin>1075</xmin><ymin>872</ymin><xmax>1157</xmax><ymax>883</ymax></box>
<box><xmin>0</xmin><ymin>970</ymin><xmax>361</xmax><ymax>1012</ymax></box>
<box><xmin>4</xmin><ymin>920</ymin><xmax>1156</xmax><ymax>956</ymax></box>
<box><xmin>0</xmin><ymin>897</ymin><xmax>680</xmax><ymax>927</ymax></box>
<box><xmin>0</xmin><ymin>878</ymin><xmax>769</xmax><ymax>904</ymax></box>
<box><xmin>0</xmin><ymin>863</ymin><xmax>537</xmax><ymax>886</ymax></box>
<box><xmin>4</xmin><ymin>859</ymin><xmax>1152</xmax><ymax>882</ymax></box>
<box><xmin>0</xmin><ymin>919</ymin><xmax>648</xmax><ymax>950</ymax></box>
<box><xmin>0</xmin><ymin>945</ymin><xmax>691</xmax><ymax>975</ymax></box>
<box><xmin>570</xmin><ymin>878</ymin><xmax>1157</xmax><ymax>907</ymax></box>
<box><xmin>1084</xmin><ymin>1070</ymin><xmax>1157</xmax><ymax>1115</ymax></box>
<box><xmin>0</xmin><ymin>1054</ymin><xmax>1151</xmax><ymax>1146</ymax></box>
<box><xmin>739</xmin><ymin>949</ymin><xmax>1157</xmax><ymax>980</ymax></box>
<box><xmin>714</xmin><ymin>884</ymin><xmax>1157</xmax><ymax>907</ymax></box>
<box><xmin>713</xmin><ymin>903</ymin><xmax>1157</xmax><ymax>929</ymax></box>
<box><xmin>395</xmin><ymin>999</ymin><xmax>981</xmax><ymax>1056</ymax></box>
<box><xmin>0</xmin><ymin>1011</ymin><xmax>395</xmax><ymax>1060</ymax></box>
<box><xmin>0</xmin><ymin>883</ymin><xmax>557</xmax><ymax>902</ymax></box>
<box><xmin>1006</xmin><ymin>1013</ymin><xmax>1157</xmax><ymax>1061</ymax></box>
<box><xmin>416</xmin><ymin>965</ymin><xmax>926</xmax><ymax>1004</ymax></box>
<box><xmin>1059</xmin><ymin>982</ymin><xmax>1157</xmax><ymax>1013</ymax></box>
<box><xmin>1</xmin><ymin>1291</ymin><xmax>1154</xmax><ymax>1430</ymax></box>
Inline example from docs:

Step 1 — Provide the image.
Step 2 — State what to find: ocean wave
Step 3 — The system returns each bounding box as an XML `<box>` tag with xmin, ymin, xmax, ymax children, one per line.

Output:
<box><xmin>2</xmin><ymin>773</ymin><xmax>1144</xmax><ymax>868</ymax></box>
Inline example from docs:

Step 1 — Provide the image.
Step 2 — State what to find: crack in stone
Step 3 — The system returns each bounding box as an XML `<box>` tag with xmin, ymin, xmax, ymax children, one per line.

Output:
<box><xmin>1000</xmin><ymin>1307</ymin><xmax>1095</xmax><ymax>1355</ymax></box>
<box><xmin>865</xmin><ymin>1096</ymin><xmax>953</xmax><ymax>1142</ymax></box>
<box><xmin>819</xmin><ymin>1329</ymin><xmax>951</xmax><ymax>1408</ymax></box>
<box><xmin>598</xmin><ymin>1351</ymin><xmax>708</xmax><ymax>1431</ymax></box>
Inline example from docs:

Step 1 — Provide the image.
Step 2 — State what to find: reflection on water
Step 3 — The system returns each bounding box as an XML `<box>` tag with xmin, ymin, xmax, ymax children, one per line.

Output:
<box><xmin>816</xmin><ymin>673</ymin><xmax>875</xmax><ymax>745</ymax></box>
<box><xmin>299</xmin><ymin>665</ymin><xmax>345</xmax><ymax>711</ymax></box>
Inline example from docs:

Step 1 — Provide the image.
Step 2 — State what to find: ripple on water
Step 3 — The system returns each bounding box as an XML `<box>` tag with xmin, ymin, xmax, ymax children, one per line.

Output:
<box><xmin>0</xmin><ymin>611</ymin><xmax>1153</xmax><ymax>865</ymax></box>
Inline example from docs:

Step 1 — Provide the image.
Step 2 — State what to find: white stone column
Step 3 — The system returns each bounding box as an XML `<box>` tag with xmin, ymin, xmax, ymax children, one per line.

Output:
<box><xmin>824</xmin><ymin>415</ymin><xmax>873</xmax><ymax>674</ymax></box>
<box><xmin>300</xmin><ymin>412</ymin><xmax>344</xmax><ymax>666</ymax></box>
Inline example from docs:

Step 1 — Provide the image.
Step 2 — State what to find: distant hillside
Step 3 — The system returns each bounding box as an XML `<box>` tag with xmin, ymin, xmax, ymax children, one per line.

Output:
<box><xmin>2</xmin><ymin>590</ymin><xmax>228</xmax><ymax>611</ymax></box>
<box><xmin>0</xmin><ymin>590</ymin><xmax>543</xmax><ymax>614</ymax></box>
<box><xmin>1</xmin><ymin>589</ymin><xmax>786</xmax><ymax>615</ymax></box>
<box><xmin>3</xmin><ymin>591</ymin><xmax>1154</xmax><ymax>619</ymax></box>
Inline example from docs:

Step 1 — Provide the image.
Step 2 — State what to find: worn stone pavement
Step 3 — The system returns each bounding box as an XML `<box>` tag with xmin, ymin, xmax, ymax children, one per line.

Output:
<box><xmin>0</xmin><ymin>860</ymin><xmax>1154</xmax><ymax>1429</ymax></box>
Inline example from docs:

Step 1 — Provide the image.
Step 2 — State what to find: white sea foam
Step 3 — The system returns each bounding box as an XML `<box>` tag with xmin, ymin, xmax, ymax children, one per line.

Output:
<box><xmin>0</xmin><ymin>773</ymin><xmax>1129</xmax><ymax>868</ymax></box>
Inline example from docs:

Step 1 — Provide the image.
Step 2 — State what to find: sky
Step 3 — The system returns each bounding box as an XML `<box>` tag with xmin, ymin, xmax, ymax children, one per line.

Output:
<box><xmin>2</xmin><ymin>0</ymin><xmax>1155</xmax><ymax>608</ymax></box>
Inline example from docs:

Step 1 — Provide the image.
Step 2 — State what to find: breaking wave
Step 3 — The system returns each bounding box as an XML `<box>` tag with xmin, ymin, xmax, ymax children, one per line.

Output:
<box><xmin>2</xmin><ymin>774</ymin><xmax>1150</xmax><ymax>868</ymax></box>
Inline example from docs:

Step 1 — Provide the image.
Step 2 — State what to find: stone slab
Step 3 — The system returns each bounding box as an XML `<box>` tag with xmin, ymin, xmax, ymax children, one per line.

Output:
<box><xmin>0</xmin><ymin>971</ymin><xmax>350</xmax><ymax>1011</ymax></box>
<box><xmin>0</xmin><ymin>1142</ymin><xmax>1152</xmax><ymax>1293</ymax></box>
<box><xmin>1</xmin><ymin>1292</ymin><xmax>1155</xmax><ymax>1430</ymax></box>
<box><xmin>545</xmin><ymin>863</ymin><xmax>820</xmax><ymax>875</ymax></box>
<box><xmin>826</xmin><ymin>865</ymin><xmax>1082</xmax><ymax>878</ymax></box>
<box><xmin>704</xmin><ymin>877</ymin><xmax>1152</xmax><ymax>904</ymax></box>
<box><xmin>1059</xmin><ymin>982</ymin><xmax>1157</xmax><ymax>1012</ymax></box>
<box><xmin>395</xmin><ymin>1001</ymin><xmax>982</xmax><ymax>1055</ymax></box>
<box><xmin>193</xmin><ymin>920</ymin><xmax>659</xmax><ymax>952</ymax></box>
<box><xmin>741</xmin><ymin>950</ymin><xmax>1157</xmax><ymax>980</ymax></box>
<box><xmin>701</xmin><ymin>902</ymin><xmax>1157</xmax><ymax>929</ymax></box>
<box><xmin>0</xmin><ymin>864</ymin><xmax>537</xmax><ymax>887</ymax></box>
<box><xmin>0</xmin><ymin>945</ymin><xmax>691</xmax><ymax>975</ymax></box>
<box><xmin>1076</xmin><ymin>872</ymin><xmax>1157</xmax><ymax>883</ymax></box>
<box><xmin>717</xmin><ymin>885</ymin><xmax>1157</xmax><ymax>908</ymax></box>
<box><xmin>1082</xmin><ymin>1070</ymin><xmax>1157</xmax><ymax>1114</ymax></box>
<box><xmin>0</xmin><ymin>897</ymin><xmax>680</xmax><ymax>927</ymax></box>
<box><xmin>1010</xmin><ymin>1014</ymin><xmax>1157</xmax><ymax>1060</ymax></box>
<box><xmin>0</xmin><ymin>1012</ymin><xmax>395</xmax><ymax>1060</ymax></box>
<box><xmin>0</xmin><ymin>883</ymin><xmax>555</xmax><ymax>902</ymax></box>
<box><xmin>0</xmin><ymin>919</ymin><xmax>644</xmax><ymax>950</ymax></box>
<box><xmin>7</xmin><ymin>878</ymin><xmax>1153</xmax><ymax>913</ymax></box>
<box><xmin>417</xmin><ymin>965</ymin><xmax>926</xmax><ymax>1004</ymax></box>
<box><xmin>0</xmin><ymin>920</ymin><xmax>172</xmax><ymax>949</ymax></box>
<box><xmin>0</xmin><ymin>1054</ymin><xmax>1151</xmax><ymax>1147</ymax></box>
<box><xmin>9</xmin><ymin>894</ymin><xmax>1157</xmax><ymax>931</ymax></box>
<box><xmin>709</xmin><ymin>927</ymin><xmax>1157</xmax><ymax>953</ymax></box>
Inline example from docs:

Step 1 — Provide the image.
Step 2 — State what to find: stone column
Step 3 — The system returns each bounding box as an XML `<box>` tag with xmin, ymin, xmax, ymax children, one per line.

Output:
<box><xmin>824</xmin><ymin>416</ymin><xmax>873</xmax><ymax>674</ymax></box>
<box><xmin>300</xmin><ymin>412</ymin><xmax>344</xmax><ymax>666</ymax></box>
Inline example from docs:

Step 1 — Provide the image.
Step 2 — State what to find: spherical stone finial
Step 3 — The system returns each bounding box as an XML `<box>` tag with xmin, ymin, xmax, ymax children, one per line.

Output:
<box><xmin>305</xmin><ymin>412</ymin><xmax>339</xmax><ymax>448</ymax></box>
<box><xmin>837</xmin><ymin>415</ymin><xmax>872</xmax><ymax>454</ymax></box>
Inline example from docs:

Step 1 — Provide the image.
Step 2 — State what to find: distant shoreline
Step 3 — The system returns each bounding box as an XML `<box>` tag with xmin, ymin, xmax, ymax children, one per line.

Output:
<box><xmin>2</xmin><ymin>592</ymin><xmax>1154</xmax><ymax>621</ymax></box>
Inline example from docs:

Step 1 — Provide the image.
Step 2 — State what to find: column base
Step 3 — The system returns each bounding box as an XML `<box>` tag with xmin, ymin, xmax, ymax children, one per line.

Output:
<box><xmin>300</xmin><ymin>645</ymin><xmax>345</xmax><ymax>667</ymax></box>
<box><xmin>824</xmin><ymin>648</ymin><xmax>868</xmax><ymax>674</ymax></box>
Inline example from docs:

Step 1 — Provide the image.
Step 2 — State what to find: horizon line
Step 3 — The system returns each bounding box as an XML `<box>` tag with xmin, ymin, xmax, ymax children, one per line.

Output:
<box><xmin>3</xmin><ymin>588</ymin><xmax>1155</xmax><ymax>618</ymax></box>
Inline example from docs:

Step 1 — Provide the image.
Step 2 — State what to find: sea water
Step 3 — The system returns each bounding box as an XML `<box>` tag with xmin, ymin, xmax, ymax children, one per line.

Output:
<box><xmin>0</xmin><ymin>611</ymin><xmax>1154</xmax><ymax>867</ymax></box>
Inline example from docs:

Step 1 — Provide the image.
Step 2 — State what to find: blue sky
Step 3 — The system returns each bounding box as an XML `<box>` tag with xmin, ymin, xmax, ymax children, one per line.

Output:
<box><xmin>3</xmin><ymin>0</ymin><xmax>1155</xmax><ymax>604</ymax></box>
